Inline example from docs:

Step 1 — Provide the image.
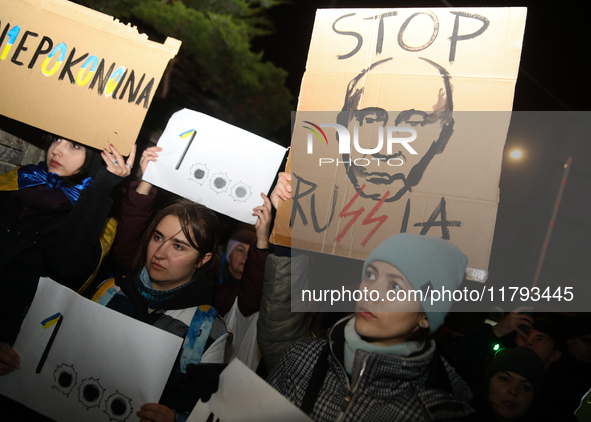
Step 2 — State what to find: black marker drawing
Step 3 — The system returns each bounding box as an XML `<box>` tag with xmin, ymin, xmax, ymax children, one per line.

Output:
<box><xmin>363</xmin><ymin>11</ymin><xmax>398</xmax><ymax>55</ymax></box>
<box><xmin>229</xmin><ymin>182</ymin><xmax>252</xmax><ymax>202</ymax></box>
<box><xmin>331</xmin><ymin>11</ymin><xmax>489</xmax><ymax>62</ymax></box>
<box><xmin>176</xmin><ymin>129</ymin><xmax>197</xmax><ymax>170</ymax></box>
<box><xmin>189</xmin><ymin>165</ymin><xmax>252</xmax><ymax>202</ymax></box>
<box><xmin>189</xmin><ymin>163</ymin><xmax>209</xmax><ymax>185</ymax></box>
<box><xmin>37</xmin><ymin>313</ymin><xmax>64</xmax><ymax>374</ymax></box>
<box><xmin>397</xmin><ymin>11</ymin><xmax>439</xmax><ymax>52</ymax></box>
<box><xmin>104</xmin><ymin>391</ymin><xmax>133</xmax><ymax>422</ymax></box>
<box><xmin>52</xmin><ymin>364</ymin><xmax>77</xmax><ymax>397</ymax></box>
<box><xmin>78</xmin><ymin>377</ymin><xmax>105</xmax><ymax>410</ymax></box>
<box><xmin>289</xmin><ymin>173</ymin><xmax>338</xmax><ymax>233</ymax></box>
<box><xmin>205</xmin><ymin>412</ymin><xmax>221</xmax><ymax>422</ymax></box>
<box><xmin>400</xmin><ymin>198</ymin><xmax>411</xmax><ymax>233</ymax></box>
<box><xmin>336</xmin><ymin>56</ymin><xmax>454</xmax><ymax>203</ymax></box>
<box><xmin>448</xmin><ymin>11</ymin><xmax>489</xmax><ymax>62</ymax></box>
<box><xmin>210</xmin><ymin>173</ymin><xmax>230</xmax><ymax>193</ymax></box>
<box><xmin>332</xmin><ymin>13</ymin><xmax>363</xmax><ymax>59</ymax></box>
<box><xmin>413</xmin><ymin>197</ymin><xmax>461</xmax><ymax>240</ymax></box>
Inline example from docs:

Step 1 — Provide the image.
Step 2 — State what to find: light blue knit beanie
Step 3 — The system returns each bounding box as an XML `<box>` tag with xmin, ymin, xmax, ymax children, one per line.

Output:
<box><xmin>361</xmin><ymin>233</ymin><xmax>468</xmax><ymax>333</ymax></box>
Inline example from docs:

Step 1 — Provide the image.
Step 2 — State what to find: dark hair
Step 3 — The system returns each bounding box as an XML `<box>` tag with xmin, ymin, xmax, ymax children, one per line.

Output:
<box><xmin>532</xmin><ymin>317</ymin><xmax>564</xmax><ymax>353</ymax></box>
<box><xmin>406</xmin><ymin>325</ymin><xmax>431</xmax><ymax>343</ymax></box>
<box><xmin>43</xmin><ymin>133</ymin><xmax>98</xmax><ymax>185</ymax></box>
<box><xmin>563</xmin><ymin>315</ymin><xmax>591</xmax><ymax>341</ymax></box>
<box><xmin>485</xmin><ymin>347</ymin><xmax>545</xmax><ymax>403</ymax></box>
<box><xmin>132</xmin><ymin>199</ymin><xmax>220</xmax><ymax>274</ymax></box>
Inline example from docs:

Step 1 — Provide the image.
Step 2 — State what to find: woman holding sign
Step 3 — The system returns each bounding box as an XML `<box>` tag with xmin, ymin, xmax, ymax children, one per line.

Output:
<box><xmin>0</xmin><ymin>133</ymin><xmax>135</xmax><ymax>346</ymax></box>
<box><xmin>0</xmin><ymin>133</ymin><xmax>135</xmax><ymax>421</ymax></box>
<box><xmin>92</xmin><ymin>149</ymin><xmax>231</xmax><ymax>422</ymax></box>
<box><xmin>259</xmin><ymin>173</ymin><xmax>474</xmax><ymax>422</ymax></box>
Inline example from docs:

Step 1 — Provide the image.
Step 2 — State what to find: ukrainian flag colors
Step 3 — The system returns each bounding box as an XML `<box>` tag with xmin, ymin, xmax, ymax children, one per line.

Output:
<box><xmin>0</xmin><ymin>25</ymin><xmax>20</xmax><ymax>60</ymax></box>
<box><xmin>180</xmin><ymin>129</ymin><xmax>196</xmax><ymax>139</ymax></box>
<box><xmin>0</xmin><ymin>18</ymin><xmax>157</xmax><ymax>108</ymax></box>
<box><xmin>41</xmin><ymin>43</ymin><xmax>67</xmax><ymax>77</ymax></box>
<box><xmin>76</xmin><ymin>55</ymin><xmax>99</xmax><ymax>86</ymax></box>
<box><xmin>105</xmin><ymin>66</ymin><xmax>126</xmax><ymax>96</ymax></box>
<box><xmin>40</xmin><ymin>312</ymin><xmax>62</xmax><ymax>329</ymax></box>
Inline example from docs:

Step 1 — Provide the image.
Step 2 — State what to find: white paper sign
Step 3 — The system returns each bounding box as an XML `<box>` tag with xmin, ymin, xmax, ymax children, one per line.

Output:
<box><xmin>188</xmin><ymin>359</ymin><xmax>312</xmax><ymax>422</ymax></box>
<box><xmin>0</xmin><ymin>278</ymin><xmax>183</xmax><ymax>422</ymax></box>
<box><xmin>143</xmin><ymin>109</ymin><xmax>287</xmax><ymax>224</ymax></box>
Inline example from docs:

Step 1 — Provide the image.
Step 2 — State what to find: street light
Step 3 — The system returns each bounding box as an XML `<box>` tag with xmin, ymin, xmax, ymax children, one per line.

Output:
<box><xmin>510</xmin><ymin>150</ymin><xmax>522</xmax><ymax>159</ymax></box>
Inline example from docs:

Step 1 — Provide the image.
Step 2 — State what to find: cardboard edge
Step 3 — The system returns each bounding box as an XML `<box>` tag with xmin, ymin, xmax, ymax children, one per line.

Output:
<box><xmin>15</xmin><ymin>0</ymin><xmax>181</xmax><ymax>56</ymax></box>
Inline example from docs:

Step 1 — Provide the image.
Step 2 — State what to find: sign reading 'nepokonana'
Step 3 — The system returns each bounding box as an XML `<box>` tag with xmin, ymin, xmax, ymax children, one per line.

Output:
<box><xmin>0</xmin><ymin>0</ymin><xmax>181</xmax><ymax>154</ymax></box>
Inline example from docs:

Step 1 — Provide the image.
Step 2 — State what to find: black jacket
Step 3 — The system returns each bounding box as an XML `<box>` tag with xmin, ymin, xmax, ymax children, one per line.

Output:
<box><xmin>0</xmin><ymin>167</ymin><xmax>121</xmax><ymax>343</ymax></box>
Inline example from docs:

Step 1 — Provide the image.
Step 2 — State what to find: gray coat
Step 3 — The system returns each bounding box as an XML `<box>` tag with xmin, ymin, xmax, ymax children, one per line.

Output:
<box><xmin>257</xmin><ymin>252</ymin><xmax>314</xmax><ymax>373</ymax></box>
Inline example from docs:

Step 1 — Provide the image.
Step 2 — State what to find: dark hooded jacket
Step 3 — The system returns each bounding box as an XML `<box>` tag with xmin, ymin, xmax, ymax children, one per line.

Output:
<box><xmin>0</xmin><ymin>166</ymin><xmax>120</xmax><ymax>343</ymax></box>
<box><xmin>94</xmin><ymin>271</ymin><xmax>231</xmax><ymax>420</ymax></box>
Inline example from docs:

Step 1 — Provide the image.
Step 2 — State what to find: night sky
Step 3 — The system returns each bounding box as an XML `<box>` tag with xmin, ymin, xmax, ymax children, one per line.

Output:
<box><xmin>254</xmin><ymin>0</ymin><xmax>585</xmax><ymax>111</ymax></box>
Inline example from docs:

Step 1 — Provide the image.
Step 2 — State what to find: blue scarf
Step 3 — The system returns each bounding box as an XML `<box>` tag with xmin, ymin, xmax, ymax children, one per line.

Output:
<box><xmin>17</xmin><ymin>163</ymin><xmax>93</xmax><ymax>205</ymax></box>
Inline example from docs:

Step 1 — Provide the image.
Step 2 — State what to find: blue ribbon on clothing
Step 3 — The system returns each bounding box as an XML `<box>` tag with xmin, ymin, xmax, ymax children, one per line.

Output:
<box><xmin>180</xmin><ymin>306</ymin><xmax>218</xmax><ymax>372</ymax></box>
<box><xmin>17</xmin><ymin>163</ymin><xmax>93</xmax><ymax>205</ymax></box>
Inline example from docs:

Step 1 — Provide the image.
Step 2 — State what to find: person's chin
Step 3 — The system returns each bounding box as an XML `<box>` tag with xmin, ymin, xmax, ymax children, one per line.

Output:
<box><xmin>48</xmin><ymin>167</ymin><xmax>65</xmax><ymax>177</ymax></box>
<box><xmin>147</xmin><ymin>266</ymin><xmax>166</xmax><ymax>282</ymax></box>
<box><xmin>361</xmin><ymin>181</ymin><xmax>404</xmax><ymax>201</ymax></box>
<box><xmin>350</xmin><ymin>168</ymin><xmax>404</xmax><ymax>193</ymax></box>
<box><xmin>354</xmin><ymin>317</ymin><xmax>386</xmax><ymax>345</ymax></box>
<box><xmin>354</xmin><ymin>311</ymin><xmax>377</xmax><ymax>334</ymax></box>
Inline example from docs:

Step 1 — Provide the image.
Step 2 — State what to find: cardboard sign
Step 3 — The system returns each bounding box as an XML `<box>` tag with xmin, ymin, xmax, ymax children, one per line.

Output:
<box><xmin>271</xmin><ymin>8</ymin><xmax>527</xmax><ymax>278</ymax></box>
<box><xmin>143</xmin><ymin>109</ymin><xmax>287</xmax><ymax>225</ymax></box>
<box><xmin>187</xmin><ymin>359</ymin><xmax>312</xmax><ymax>422</ymax></box>
<box><xmin>0</xmin><ymin>0</ymin><xmax>181</xmax><ymax>154</ymax></box>
<box><xmin>0</xmin><ymin>278</ymin><xmax>183</xmax><ymax>422</ymax></box>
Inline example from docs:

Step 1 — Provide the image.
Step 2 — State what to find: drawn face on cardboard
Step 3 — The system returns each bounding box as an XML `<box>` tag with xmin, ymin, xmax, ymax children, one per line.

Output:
<box><xmin>337</xmin><ymin>57</ymin><xmax>454</xmax><ymax>203</ymax></box>
<box><xmin>354</xmin><ymin>260</ymin><xmax>428</xmax><ymax>345</ymax></box>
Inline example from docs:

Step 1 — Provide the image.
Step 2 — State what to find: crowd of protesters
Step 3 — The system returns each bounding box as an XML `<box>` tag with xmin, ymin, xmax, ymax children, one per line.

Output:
<box><xmin>0</xmin><ymin>137</ymin><xmax>589</xmax><ymax>422</ymax></box>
